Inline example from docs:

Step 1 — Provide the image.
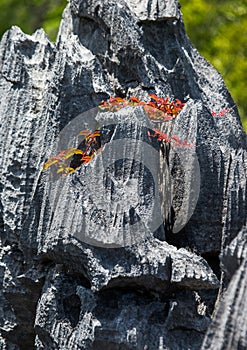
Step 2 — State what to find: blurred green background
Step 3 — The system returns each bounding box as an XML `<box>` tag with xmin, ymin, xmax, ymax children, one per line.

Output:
<box><xmin>180</xmin><ymin>0</ymin><xmax>247</xmax><ymax>131</ymax></box>
<box><xmin>0</xmin><ymin>0</ymin><xmax>246</xmax><ymax>130</ymax></box>
<box><xmin>0</xmin><ymin>0</ymin><xmax>67</xmax><ymax>43</ymax></box>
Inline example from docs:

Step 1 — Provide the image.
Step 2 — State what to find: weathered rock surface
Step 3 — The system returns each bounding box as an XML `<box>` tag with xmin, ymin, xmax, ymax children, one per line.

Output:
<box><xmin>201</xmin><ymin>227</ymin><xmax>247</xmax><ymax>350</ymax></box>
<box><xmin>0</xmin><ymin>0</ymin><xmax>246</xmax><ymax>349</ymax></box>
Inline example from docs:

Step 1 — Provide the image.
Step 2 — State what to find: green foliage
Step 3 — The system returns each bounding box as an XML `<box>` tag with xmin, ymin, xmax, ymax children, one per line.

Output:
<box><xmin>179</xmin><ymin>0</ymin><xmax>247</xmax><ymax>130</ymax></box>
<box><xmin>0</xmin><ymin>0</ymin><xmax>67</xmax><ymax>42</ymax></box>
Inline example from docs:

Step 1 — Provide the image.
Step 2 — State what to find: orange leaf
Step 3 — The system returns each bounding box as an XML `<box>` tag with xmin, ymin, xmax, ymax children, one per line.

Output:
<box><xmin>129</xmin><ymin>96</ymin><xmax>140</xmax><ymax>103</ymax></box>
<box><xmin>78</xmin><ymin>129</ymin><xmax>91</xmax><ymax>136</ymax></box>
<box><xmin>81</xmin><ymin>155</ymin><xmax>92</xmax><ymax>163</ymax></box>
<box><xmin>149</xmin><ymin>93</ymin><xmax>159</xmax><ymax>102</ymax></box>
<box><xmin>92</xmin><ymin>130</ymin><xmax>100</xmax><ymax>137</ymax></box>
<box><xmin>110</xmin><ymin>97</ymin><xmax>125</xmax><ymax>103</ymax></box>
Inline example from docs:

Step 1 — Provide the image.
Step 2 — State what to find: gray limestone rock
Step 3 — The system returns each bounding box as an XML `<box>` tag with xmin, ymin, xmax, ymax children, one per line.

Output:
<box><xmin>201</xmin><ymin>227</ymin><xmax>247</xmax><ymax>350</ymax></box>
<box><xmin>0</xmin><ymin>0</ymin><xmax>246</xmax><ymax>349</ymax></box>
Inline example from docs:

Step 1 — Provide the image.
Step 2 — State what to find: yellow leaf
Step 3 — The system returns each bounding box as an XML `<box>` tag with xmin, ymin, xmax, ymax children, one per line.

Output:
<box><xmin>57</xmin><ymin>165</ymin><xmax>66</xmax><ymax>173</ymax></box>
<box><xmin>74</xmin><ymin>149</ymin><xmax>84</xmax><ymax>155</ymax></box>
<box><xmin>63</xmin><ymin>148</ymin><xmax>83</xmax><ymax>160</ymax></box>
<box><xmin>43</xmin><ymin>158</ymin><xmax>59</xmax><ymax>170</ymax></box>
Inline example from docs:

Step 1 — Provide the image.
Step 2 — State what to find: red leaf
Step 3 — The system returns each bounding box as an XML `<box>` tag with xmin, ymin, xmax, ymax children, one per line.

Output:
<box><xmin>149</xmin><ymin>93</ymin><xmax>159</xmax><ymax>101</ymax></box>
<box><xmin>81</xmin><ymin>155</ymin><xmax>92</xmax><ymax>164</ymax></box>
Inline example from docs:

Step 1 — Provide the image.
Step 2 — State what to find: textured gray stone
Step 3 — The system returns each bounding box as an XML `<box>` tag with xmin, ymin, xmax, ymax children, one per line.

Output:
<box><xmin>0</xmin><ymin>0</ymin><xmax>246</xmax><ymax>349</ymax></box>
<box><xmin>34</xmin><ymin>269</ymin><xmax>212</xmax><ymax>350</ymax></box>
<box><xmin>201</xmin><ymin>227</ymin><xmax>247</xmax><ymax>350</ymax></box>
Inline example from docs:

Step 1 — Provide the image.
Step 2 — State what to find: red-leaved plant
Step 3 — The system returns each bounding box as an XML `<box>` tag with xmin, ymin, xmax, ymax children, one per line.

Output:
<box><xmin>99</xmin><ymin>94</ymin><xmax>185</xmax><ymax>121</ymax></box>
<box><xmin>43</xmin><ymin>94</ymin><xmax>190</xmax><ymax>176</ymax></box>
<box><xmin>43</xmin><ymin>129</ymin><xmax>101</xmax><ymax>176</ymax></box>
<box><xmin>43</xmin><ymin>94</ymin><xmax>233</xmax><ymax>176</ymax></box>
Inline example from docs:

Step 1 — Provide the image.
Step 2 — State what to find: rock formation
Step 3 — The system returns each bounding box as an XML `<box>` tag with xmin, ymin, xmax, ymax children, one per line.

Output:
<box><xmin>0</xmin><ymin>0</ymin><xmax>246</xmax><ymax>349</ymax></box>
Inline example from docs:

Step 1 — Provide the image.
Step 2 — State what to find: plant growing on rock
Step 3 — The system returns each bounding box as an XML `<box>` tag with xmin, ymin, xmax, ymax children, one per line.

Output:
<box><xmin>42</xmin><ymin>94</ymin><xmax>198</xmax><ymax>176</ymax></box>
